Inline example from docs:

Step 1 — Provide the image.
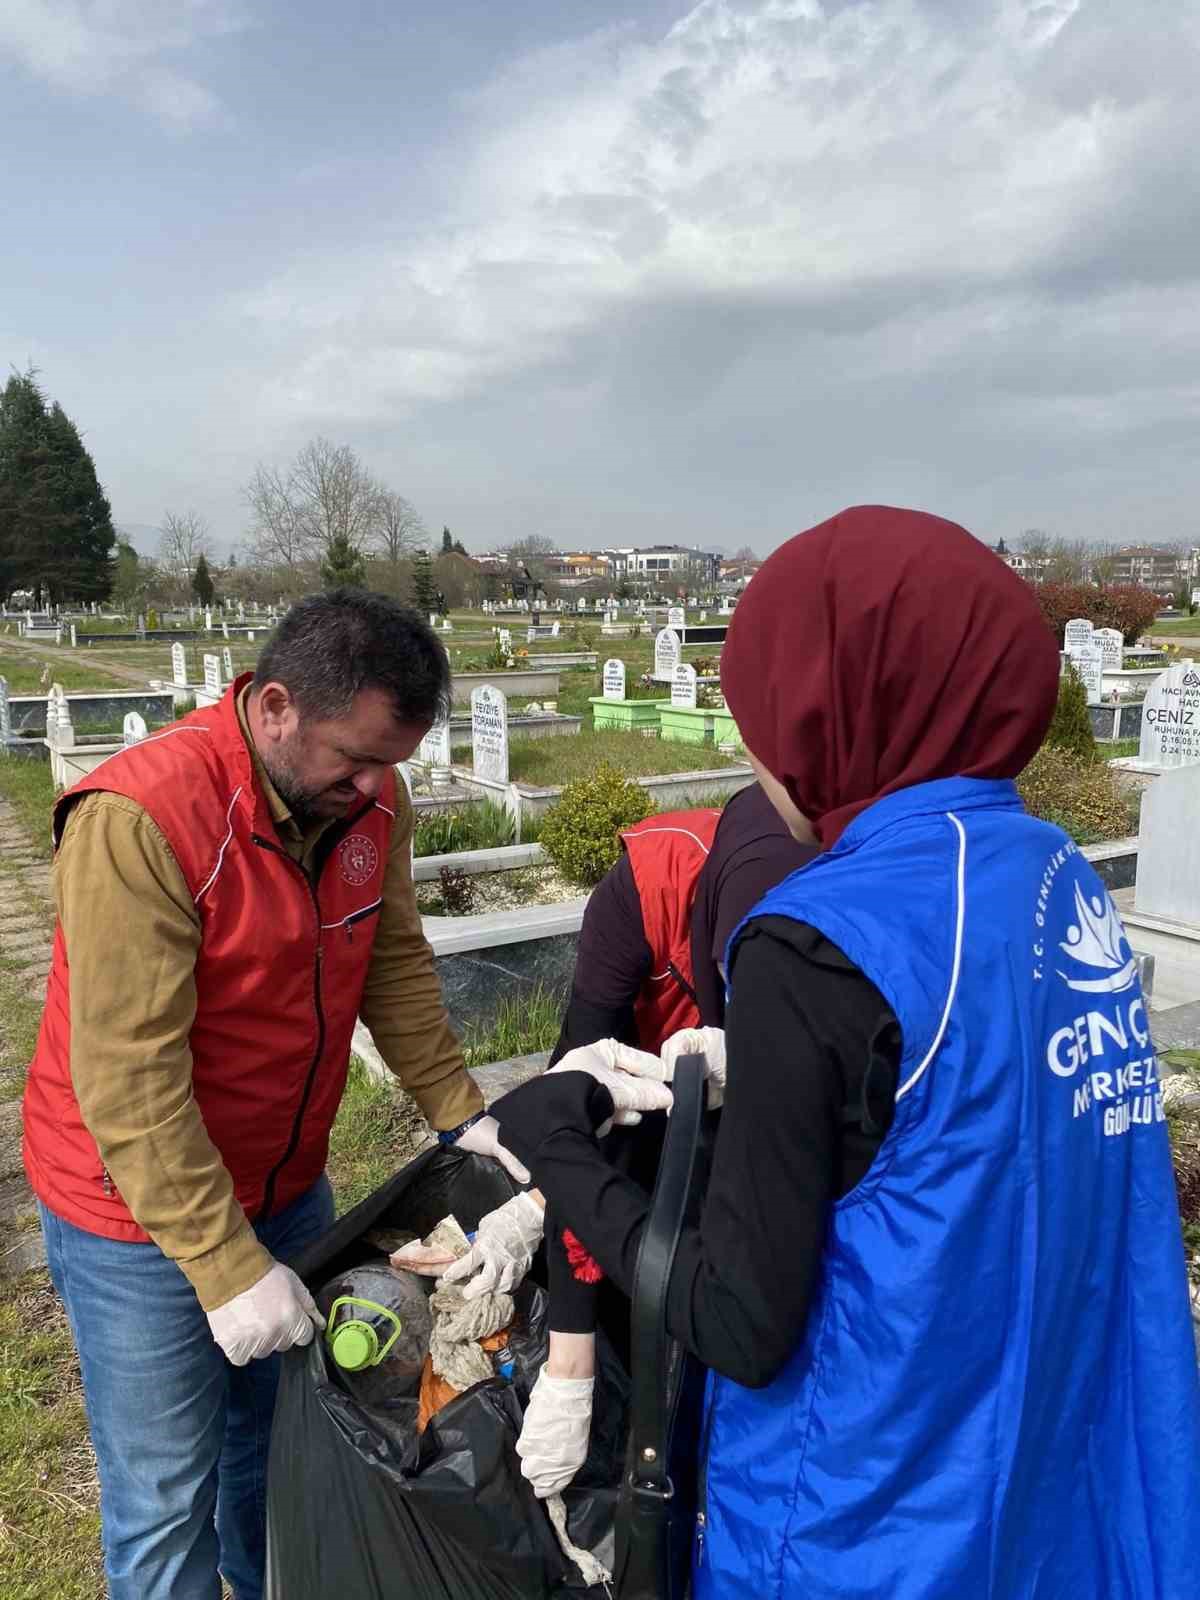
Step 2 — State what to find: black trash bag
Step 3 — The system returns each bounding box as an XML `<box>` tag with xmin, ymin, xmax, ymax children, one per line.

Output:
<box><xmin>265</xmin><ymin>1145</ymin><xmax>628</xmax><ymax>1600</ymax></box>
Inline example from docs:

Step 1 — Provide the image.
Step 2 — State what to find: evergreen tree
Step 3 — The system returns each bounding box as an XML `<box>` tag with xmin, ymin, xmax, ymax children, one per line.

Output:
<box><xmin>1045</xmin><ymin>663</ymin><xmax>1097</xmax><ymax>762</ymax></box>
<box><xmin>412</xmin><ymin>549</ymin><xmax>439</xmax><ymax>613</ymax></box>
<box><xmin>0</xmin><ymin>371</ymin><xmax>115</xmax><ymax>603</ymax></box>
<box><xmin>191</xmin><ymin>552</ymin><xmax>215</xmax><ymax>607</ymax></box>
<box><xmin>320</xmin><ymin>533</ymin><xmax>367</xmax><ymax>589</ymax></box>
<box><xmin>441</xmin><ymin>526</ymin><xmax>453</xmax><ymax>554</ymax></box>
<box><xmin>110</xmin><ymin>539</ymin><xmax>144</xmax><ymax>612</ymax></box>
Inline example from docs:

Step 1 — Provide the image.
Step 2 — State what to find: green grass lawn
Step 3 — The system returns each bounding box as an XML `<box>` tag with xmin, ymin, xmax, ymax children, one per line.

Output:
<box><xmin>1144</xmin><ymin>617</ymin><xmax>1200</xmax><ymax>639</ymax></box>
<box><xmin>0</xmin><ymin>648</ymin><xmax>130</xmax><ymax>695</ymax></box>
<box><xmin>0</xmin><ymin>757</ymin><xmax>56</xmax><ymax>861</ymax></box>
<box><xmin>506</xmin><ymin>727</ymin><xmax>739</xmax><ymax>785</ymax></box>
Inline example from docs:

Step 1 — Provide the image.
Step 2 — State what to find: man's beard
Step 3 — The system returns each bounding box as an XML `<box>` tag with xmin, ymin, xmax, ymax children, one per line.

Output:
<box><xmin>259</xmin><ymin>737</ymin><xmax>329</xmax><ymax>826</ymax></box>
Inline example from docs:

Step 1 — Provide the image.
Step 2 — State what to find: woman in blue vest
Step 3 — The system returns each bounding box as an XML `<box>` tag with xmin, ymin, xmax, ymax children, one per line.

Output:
<box><xmin>492</xmin><ymin>505</ymin><xmax>1200</xmax><ymax>1598</ymax></box>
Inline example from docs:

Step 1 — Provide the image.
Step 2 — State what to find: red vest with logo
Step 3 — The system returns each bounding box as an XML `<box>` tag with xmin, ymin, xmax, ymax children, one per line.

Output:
<box><xmin>23</xmin><ymin>677</ymin><xmax>395</xmax><ymax>1242</ymax></box>
<box><xmin>621</xmin><ymin>809</ymin><xmax>721</xmax><ymax>1052</ymax></box>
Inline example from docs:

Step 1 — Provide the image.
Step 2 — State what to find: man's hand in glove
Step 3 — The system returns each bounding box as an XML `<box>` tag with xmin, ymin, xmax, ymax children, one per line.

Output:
<box><xmin>436</xmin><ymin>1190</ymin><xmax>546</xmax><ymax>1301</ymax></box>
<box><xmin>517</xmin><ymin>1336</ymin><xmax>596</xmax><ymax>1498</ymax></box>
<box><xmin>206</xmin><ymin>1261</ymin><xmax>325</xmax><ymax>1366</ymax></box>
<box><xmin>451</xmin><ymin>1112</ymin><xmax>532</xmax><ymax>1184</ymax></box>
<box><xmin>614</xmin><ymin>1025</ymin><xmax>728</xmax><ymax>1109</ymax></box>
<box><xmin>547</xmin><ymin>1042</ymin><xmax>673</xmax><ymax>1134</ymax></box>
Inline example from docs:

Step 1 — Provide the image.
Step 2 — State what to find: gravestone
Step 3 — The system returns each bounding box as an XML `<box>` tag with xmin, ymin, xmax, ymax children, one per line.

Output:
<box><xmin>668</xmin><ymin>606</ymin><xmax>685</xmax><ymax>630</ymax></box>
<box><xmin>1095</xmin><ymin>628</ymin><xmax>1124</xmax><ymax>673</ymax></box>
<box><xmin>203</xmin><ymin>654</ymin><xmax>222</xmax><ymax>697</ymax></box>
<box><xmin>430</xmin><ymin>613</ymin><xmax>438</xmax><ymax>628</ymax></box>
<box><xmin>471</xmin><ymin>685</ymin><xmax>509</xmax><ymax>784</ymax></box>
<box><xmin>498</xmin><ymin>629</ymin><xmax>512</xmax><ymax>649</ymax></box>
<box><xmin>1063</xmin><ymin>618</ymin><xmax>1094</xmax><ymax>657</ymax></box>
<box><xmin>526</xmin><ymin>627</ymin><xmax>536</xmax><ymax>644</ymax></box>
<box><xmin>1139</xmin><ymin>664</ymin><xmax>1200</xmax><ymax>769</ymax></box>
<box><xmin>1072</xmin><ymin>645</ymin><xmax>1104</xmax><ymax>706</ymax></box>
<box><xmin>602</xmin><ymin>659</ymin><xmax>626</xmax><ymax>700</ymax></box>
<box><xmin>551</xmin><ymin>621</ymin><xmax>560</xmax><ymax>637</ymax></box>
<box><xmin>653</xmin><ymin>627</ymin><xmax>681</xmax><ymax>682</ymax></box>
<box><xmin>136</xmin><ymin>614</ymin><xmax>146</xmax><ymax>636</ymax></box>
<box><xmin>171</xmin><ymin>643</ymin><xmax>187</xmax><ymax>686</ymax></box>
<box><xmin>222</xmin><ymin>619</ymin><xmax>230</xmax><ymax>641</ymax></box>
<box><xmin>222</xmin><ymin>647</ymin><xmax>234</xmax><ymax>683</ymax></box>
<box><xmin>0</xmin><ymin>676</ymin><xmax>10</xmax><ymax>742</ymax></box>
<box><xmin>205</xmin><ymin>609</ymin><xmax>213</xmax><ymax>631</ymax></box>
<box><xmin>418</xmin><ymin>718</ymin><xmax>452</xmax><ymax>774</ymax></box>
<box><xmin>577</xmin><ymin>598</ymin><xmax>587</xmax><ymax>613</ymax></box>
<box><xmin>1134</xmin><ymin>763</ymin><xmax>1200</xmax><ymax>925</ymax></box>
<box><xmin>671</xmin><ymin>663</ymin><xmax>698</xmax><ymax>708</ymax></box>
<box><xmin>123</xmin><ymin>712</ymin><xmax>148</xmax><ymax>746</ymax></box>
<box><xmin>442</xmin><ymin>620</ymin><xmax>453</xmax><ymax>632</ymax></box>
<box><xmin>70</xmin><ymin>624</ymin><xmax>77</xmax><ymax>647</ymax></box>
<box><xmin>699</xmin><ymin>611</ymin><xmax>707</xmax><ymax>622</ymax></box>
<box><xmin>247</xmin><ymin>631</ymin><xmax>256</xmax><ymax>642</ymax></box>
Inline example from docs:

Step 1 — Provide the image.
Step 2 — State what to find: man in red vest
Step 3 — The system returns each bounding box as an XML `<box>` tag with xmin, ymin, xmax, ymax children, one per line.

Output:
<box><xmin>23</xmin><ymin>591</ymin><xmax>524</xmax><ymax>1600</ymax></box>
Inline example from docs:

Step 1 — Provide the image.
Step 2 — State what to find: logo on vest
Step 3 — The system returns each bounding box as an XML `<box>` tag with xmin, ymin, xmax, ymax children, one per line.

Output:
<box><xmin>1057</xmin><ymin>882</ymin><xmax>1137</xmax><ymax>995</ymax></box>
<box><xmin>338</xmin><ymin>834</ymin><xmax>378</xmax><ymax>886</ymax></box>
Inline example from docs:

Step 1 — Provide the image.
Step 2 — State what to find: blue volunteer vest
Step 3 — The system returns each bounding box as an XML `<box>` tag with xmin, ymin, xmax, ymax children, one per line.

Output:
<box><xmin>698</xmin><ymin>777</ymin><xmax>1199</xmax><ymax>1600</ymax></box>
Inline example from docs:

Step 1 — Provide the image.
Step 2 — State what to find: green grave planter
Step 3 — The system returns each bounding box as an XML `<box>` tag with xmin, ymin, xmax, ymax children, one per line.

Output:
<box><xmin>657</xmin><ymin>702</ymin><xmax>714</xmax><ymax>746</ymax></box>
<box><xmin>710</xmin><ymin>708</ymin><xmax>744</xmax><ymax>751</ymax></box>
<box><xmin>588</xmin><ymin>695</ymin><xmax>663</xmax><ymax>735</ymax></box>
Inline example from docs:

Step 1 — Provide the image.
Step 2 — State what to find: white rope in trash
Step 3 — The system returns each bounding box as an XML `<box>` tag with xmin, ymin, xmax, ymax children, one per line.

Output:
<box><xmin>546</xmin><ymin>1491</ymin><xmax>613</xmax><ymax>1593</ymax></box>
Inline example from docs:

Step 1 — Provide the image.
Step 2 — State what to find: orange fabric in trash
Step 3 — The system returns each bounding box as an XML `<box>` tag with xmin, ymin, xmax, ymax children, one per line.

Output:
<box><xmin>416</xmin><ymin>1331</ymin><xmax>510</xmax><ymax>1433</ymax></box>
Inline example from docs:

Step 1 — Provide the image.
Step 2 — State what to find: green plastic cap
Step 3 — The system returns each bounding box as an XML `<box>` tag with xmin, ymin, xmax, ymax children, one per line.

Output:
<box><xmin>329</xmin><ymin>1319</ymin><xmax>378</xmax><ymax>1372</ymax></box>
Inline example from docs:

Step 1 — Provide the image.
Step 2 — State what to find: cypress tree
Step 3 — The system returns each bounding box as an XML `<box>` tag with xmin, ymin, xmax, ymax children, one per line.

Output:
<box><xmin>191</xmin><ymin>552</ymin><xmax>215</xmax><ymax>607</ymax></box>
<box><xmin>320</xmin><ymin>534</ymin><xmax>367</xmax><ymax>590</ymax></box>
<box><xmin>1045</xmin><ymin>663</ymin><xmax>1097</xmax><ymax>762</ymax></box>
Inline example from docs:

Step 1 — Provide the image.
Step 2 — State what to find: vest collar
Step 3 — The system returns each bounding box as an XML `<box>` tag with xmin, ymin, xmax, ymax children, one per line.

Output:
<box><xmin>211</xmin><ymin>674</ymin><xmax>273</xmax><ymax>835</ymax></box>
<box><xmin>830</xmin><ymin>777</ymin><xmax>1024</xmax><ymax>855</ymax></box>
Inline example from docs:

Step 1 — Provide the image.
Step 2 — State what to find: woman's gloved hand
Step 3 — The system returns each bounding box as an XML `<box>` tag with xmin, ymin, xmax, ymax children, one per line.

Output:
<box><xmin>517</xmin><ymin>1361</ymin><xmax>595</xmax><ymax>1499</ymax></box>
<box><xmin>452</xmin><ymin>1112</ymin><xmax>532</xmax><ymax>1185</ymax></box>
<box><xmin>547</xmin><ymin>1042</ymin><xmax>674</xmax><ymax>1134</ymax></box>
<box><xmin>206</xmin><ymin>1261</ymin><xmax>325</xmax><ymax>1366</ymax></box>
<box><xmin>613</xmin><ymin>1025</ymin><xmax>728</xmax><ymax>1108</ymax></box>
<box><xmin>436</xmin><ymin>1190</ymin><xmax>546</xmax><ymax>1301</ymax></box>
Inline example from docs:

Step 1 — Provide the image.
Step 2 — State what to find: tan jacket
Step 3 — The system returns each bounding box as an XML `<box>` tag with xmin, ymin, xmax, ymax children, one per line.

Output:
<box><xmin>52</xmin><ymin>692</ymin><xmax>480</xmax><ymax>1308</ymax></box>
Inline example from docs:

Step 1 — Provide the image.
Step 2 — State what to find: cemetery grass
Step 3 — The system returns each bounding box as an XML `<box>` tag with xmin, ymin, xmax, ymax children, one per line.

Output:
<box><xmin>506</xmin><ymin>730</ymin><xmax>740</xmax><ymax>786</ymax></box>
<box><xmin>1146</xmin><ymin>618</ymin><xmax>1200</xmax><ymax>639</ymax></box>
<box><xmin>0</xmin><ymin>758</ymin><xmax>56</xmax><ymax>862</ymax></box>
<box><xmin>462</xmin><ymin>988</ymin><xmax>563</xmax><ymax>1068</ymax></box>
<box><xmin>0</xmin><ymin>649</ymin><xmax>126</xmax><ymax>696</ymax></box>
<box><xmin>0</xmin><ymin>1273</ymin><xmax>104</xmax><ymax>1600</ymax></box>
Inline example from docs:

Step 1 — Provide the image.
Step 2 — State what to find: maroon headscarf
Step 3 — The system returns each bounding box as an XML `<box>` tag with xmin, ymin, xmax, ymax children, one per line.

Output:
<box><xmin>721</xmin><ymin>506</ymin><xmax>1060</xmax><ymax>847</ymax></box>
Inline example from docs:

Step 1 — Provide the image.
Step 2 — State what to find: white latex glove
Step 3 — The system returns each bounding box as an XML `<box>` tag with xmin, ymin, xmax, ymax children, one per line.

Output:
<box><xmin>613</xmin><ymin>1026</ymin><xmax>728</xmax><ymax>1109</ymax></box>
<box><xmin>206</xmin><ymin>1261</ymin><xmax>324</xmax><ymax>1367</ymax></box>
<box><xmin>452</xmin><ymin>1112</ymin><xmax>532</xmax><ymax>1185</ymax></box>
<box><xmin>547</xmin><ymin>1042</ymin><xmax>674</xmax><ymax>1133</ymax></box>
<box><xmin>517</xmin><ymin>1364</ymin><xmax>595</xmax><ymax>1499</ymax></box>
<box><xmin>437</xmin><ymin>1190</ymin><xmax>546</xmax><ymax>1301</ymax></box>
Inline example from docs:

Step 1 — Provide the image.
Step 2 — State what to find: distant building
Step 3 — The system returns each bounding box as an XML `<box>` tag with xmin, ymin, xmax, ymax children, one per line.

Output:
<box><xmin>1105</xmin><ymin>545</ymin><xmax>1187</xmax><ymax>591</ymax></box>
<box><xmin>603</xmin><ymin>545</ymin><xmax>718</xmax><ymax>584</ymax></box>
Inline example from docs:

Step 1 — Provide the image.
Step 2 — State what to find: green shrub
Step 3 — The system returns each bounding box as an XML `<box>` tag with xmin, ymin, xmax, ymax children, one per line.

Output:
<box><xmin>1045</xmin><ymin>664</ymin><xmax>1096</xmax><ymax>761</ymax></box>
<box><xmin>1017</xmin><ymin>746</ymin><xmax>1135</xmax><ymax>844</ymax></box>
<box><xmin>539</xmin><ymin>763</ymin><xmax>653</xmax><ymax>885</ymax></box>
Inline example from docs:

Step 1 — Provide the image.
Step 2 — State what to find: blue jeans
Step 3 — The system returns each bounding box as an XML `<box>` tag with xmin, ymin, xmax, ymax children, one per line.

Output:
<box><xmin>40</xmin><ymin>1177</ymin><xmax>335</xmax><ymax>1600</ymax></box>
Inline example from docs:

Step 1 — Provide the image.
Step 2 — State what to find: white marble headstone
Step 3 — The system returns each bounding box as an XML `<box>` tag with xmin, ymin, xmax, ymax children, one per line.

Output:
<box><xmin>171</xmin><ymin>643</ymin><xmax>187</xmax><ymax>686</ymax></box>
<box><xmin>498</xmin><ymin>629</ymin><xmax>512</xmax><ymax>649</ymax></box>
<box><xmin>1063</xmin><ymin>618</ymin><xmax>1095</xmax><ymax>657</ymax></box>
<box><xmin>1095</xmin><ymin>628</ymin><xmax>1124</xmax><ymax>672</ymax></box>
<box><xmin>551</xmin><ymin>621</ymin><xmax>560</xmax><ymax>637</ymax></box>
<box><xmin>430</xmin><ymin>613</ymin><xmax>438</xmax><ymax>628</ymax></box>
<box><xmin>204</xmin><ymin>609</ymin><xmax>213</xmax><ymax>631</ymax></box>
<box><xmin>654</xmin><ymin>627</ymin><xmax>681</xmax><ymax>682</ymax></box>
<box><xmin>577</xmin><ymin>598</ymin><xmax>587</xmax><ymax>612</ymax></box>
<box><xmin>221</xmin><ymin>620</ymin><xmax>230</xmax><ymax>641</ymax></box>
<box><xmin>70</xmin><ymin>624</ymin><xmax>77</xmax><ymax>647</ymax></box>
<box><xmin>1072</xmin><ymin>646</ymin><xmax>1104</xmax><ymax>706</ymax></box>
<box><xmin>0</xmin><ymin>676</ymin><xmax>10</xmax><ymax>742</ymax></box>
<box><xmin>602</xmin><ymin>659</ymin><xmax>626</xmax><ymax>701</ymax></box>
<box><xmin>123</xmin><ymin>712</ymin><xmax>148</xmax><ymax>746</ymax></box>
<box><xmin>668</xmin><ymin>607</ymin><xmax>685</xmax><ymax>630</ymax></box>
<box><xmin>671</xmin><ymin>663</ymin><xmax>698</xmax><ymax>708</ymax></box>
<box><xmin>418</xmin><ymin>719</ymin><xmax>452</xmax><ymax>771</ymax></box>
<box><xmin>471</xmin><ymin>685</ymin><xmax>509</xmax><ymax>784</ymax></box>
<box><xmin>1139</xmin><ymin>664</ymin><xmax>1200</xmax><ymax>769</ymax></box>
<box><xmin>203</xmin><ymin>654</ymin><xmax>222</xmax><ymax>696</ymax></box>
<box><xmin>222</xmin><ymin>647</ymin><xmax>234</xmax><ymax>683</ymax></box>
<box><xmin>1134</xmin><ymin>762</ymin><xmax>1200</xmax><ymax>925</ymax></box>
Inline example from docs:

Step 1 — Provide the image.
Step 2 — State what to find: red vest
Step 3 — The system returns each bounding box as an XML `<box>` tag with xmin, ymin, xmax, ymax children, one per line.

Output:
<box><xmin>621</xmin><ymin>808</ymin><xmax>721</xmax><ymax>1052</ymax></box>
<box><xmin>23</xmin><ymin>677</ymin><xmax>395</xmax><ymax>1242</ymax></box>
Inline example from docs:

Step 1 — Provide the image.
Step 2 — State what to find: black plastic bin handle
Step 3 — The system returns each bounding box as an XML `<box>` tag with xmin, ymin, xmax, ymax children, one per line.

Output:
<box><xmin>616</xmin><ymin>1053</ymin><xmax>707</xmax><ymax>1600</ymax></box>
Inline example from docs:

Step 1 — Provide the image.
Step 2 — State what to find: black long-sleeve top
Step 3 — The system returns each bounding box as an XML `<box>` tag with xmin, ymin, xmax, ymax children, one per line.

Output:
<box><xmin>494</xmin><ymin>918</ymin><xmax>901</xmax><ymax>1388</ymax></box>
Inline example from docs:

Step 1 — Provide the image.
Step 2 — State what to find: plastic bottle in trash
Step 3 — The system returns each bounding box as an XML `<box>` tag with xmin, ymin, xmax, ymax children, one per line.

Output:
<box><xmin>317</xmin><ymin>1264</ymin><xmax>433</xmax><ymax>1404</ymax></box>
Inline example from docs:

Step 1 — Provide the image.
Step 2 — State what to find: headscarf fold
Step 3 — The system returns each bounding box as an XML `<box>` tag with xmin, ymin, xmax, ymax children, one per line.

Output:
<box><xmin>721</xmin><ymin>505</ymin><xmax>1060</xmax><ymax>846</ymax></box>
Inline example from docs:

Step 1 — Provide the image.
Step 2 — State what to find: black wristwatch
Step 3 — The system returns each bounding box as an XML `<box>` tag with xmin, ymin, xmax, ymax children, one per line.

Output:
<box><xmin>436</xmin><ymin>1109</ymin><xmax>488</xmax><ymax>1146</ymax></box>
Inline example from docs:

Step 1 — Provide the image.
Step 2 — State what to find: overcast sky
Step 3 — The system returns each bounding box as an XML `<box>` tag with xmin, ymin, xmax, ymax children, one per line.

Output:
<box><xmin>3</xmin><ymin>0</ymin><xmax>1198</xmax><ymax>557</ymax></box>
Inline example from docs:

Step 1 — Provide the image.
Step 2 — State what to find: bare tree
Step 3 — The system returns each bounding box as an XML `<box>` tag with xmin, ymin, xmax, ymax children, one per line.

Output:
<box><xmin>158</xmin><ymin>510</ymin><xmax>212</xmax><ymax>578</ymax></box>
<box><xmin>290</xmin><ymin>437</ymin><xmax>380</xmax><ymax>558</ymax></box>
<box><xmin>374</xmin><ymin>489</ymin><xmax>425</xmax><ymax>564</ymax></box>
<box><xmin>244</xmin><ymin>463</ymin><xmax>309</xmax><ymax>569</ymax></box>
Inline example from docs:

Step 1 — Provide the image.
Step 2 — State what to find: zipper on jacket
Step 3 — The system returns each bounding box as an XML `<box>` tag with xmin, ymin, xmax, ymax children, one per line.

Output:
<box><xmin>695</xmin><ymin>1384</ymin><xmax>716</xmax><ymax>1569</ymax></box>
<box><xmin>667</xmin><ymin>960</ymin><xmax>699</xmax><ymax>1008</ymax></box>
<box><xmin>342</xmin><ymin>900</ymin><xmax>382</xmax><ymax>946</ymax></box>
<box><xmin>251</xmin><ymin>833</ymin><xmax>326</xmax><ymax>1221</ymax></box>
